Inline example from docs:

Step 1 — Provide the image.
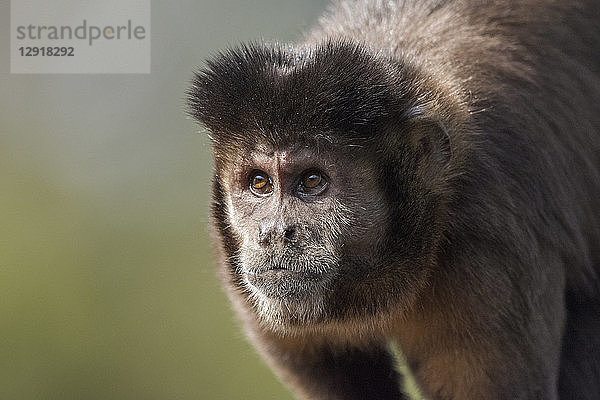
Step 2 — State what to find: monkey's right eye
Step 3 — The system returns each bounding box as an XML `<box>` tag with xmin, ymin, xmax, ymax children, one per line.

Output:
<box><xmin>249</xmin><ymin>170</ymin><xmax>273</xmax><ymax>197</ymax></box>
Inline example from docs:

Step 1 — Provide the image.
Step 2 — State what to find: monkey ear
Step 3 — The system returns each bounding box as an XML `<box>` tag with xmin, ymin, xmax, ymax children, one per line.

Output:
<box><xmin>403</xmin><ymin>117</ymin><xmax>452</xmax><ymax>170</ymax></box>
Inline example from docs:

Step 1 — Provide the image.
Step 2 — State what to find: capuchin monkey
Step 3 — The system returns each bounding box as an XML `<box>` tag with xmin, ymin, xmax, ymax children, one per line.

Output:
<box><xmin>187</xmin><ymin>1</ymin><xmax>600</xmax><ymax>399</ymax></box>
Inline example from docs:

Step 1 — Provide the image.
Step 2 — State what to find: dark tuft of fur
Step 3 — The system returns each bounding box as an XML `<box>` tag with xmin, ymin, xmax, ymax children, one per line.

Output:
<box><xmin>187</xmin><ymin>41</ymin><xmax>413</xmax><ymax>145</ymax></box>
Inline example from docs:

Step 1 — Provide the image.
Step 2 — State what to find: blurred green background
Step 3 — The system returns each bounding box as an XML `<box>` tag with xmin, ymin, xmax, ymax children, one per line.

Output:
<box><xmin>1</xmin><ymin>1</ymin><xmax>327</xmax><ymax>399</ymax></box>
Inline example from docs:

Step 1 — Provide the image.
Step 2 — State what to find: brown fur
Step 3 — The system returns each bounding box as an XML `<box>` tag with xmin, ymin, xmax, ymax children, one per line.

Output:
<box><xmin>188</xmin><ymin>1</ymin><xmax>600</xmax><ymax>399</ymax></box>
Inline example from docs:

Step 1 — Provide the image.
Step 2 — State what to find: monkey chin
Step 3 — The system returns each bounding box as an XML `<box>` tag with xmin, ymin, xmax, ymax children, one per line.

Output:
<box><xmin>241</xmin><ymin>266</ymin><xmax>336</xmax><ymax>332</ymax></box>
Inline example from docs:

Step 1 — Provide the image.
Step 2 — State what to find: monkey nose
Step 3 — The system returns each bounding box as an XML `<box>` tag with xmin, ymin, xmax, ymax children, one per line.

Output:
<box><xmin>258</xmin><ymin>223</ymin><xmax>297</xmax><ymax>246</ymax></box>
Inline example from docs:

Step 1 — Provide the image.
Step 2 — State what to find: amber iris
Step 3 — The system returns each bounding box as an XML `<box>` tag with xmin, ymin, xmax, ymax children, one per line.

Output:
<box><xmin>299</xmin><ymin>170</ymin><xmax>327</xmax><ymax>195</ymax></box>
<box><xmin>303</xmin><ymin>172</ymin><xmax>322</xmax><ymax>188</ymax></box>
<box><xmin>249</xmin><ymin>170</ymin><xmax>273</xmax><ymax>196</ymax></box>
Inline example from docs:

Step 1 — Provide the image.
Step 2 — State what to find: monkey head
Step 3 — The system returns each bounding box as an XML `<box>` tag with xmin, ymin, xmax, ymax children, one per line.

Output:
<box><xmin>188</xmin><ymin>41</ymin><xmax>457</xmax><ymax>335</ymax></box>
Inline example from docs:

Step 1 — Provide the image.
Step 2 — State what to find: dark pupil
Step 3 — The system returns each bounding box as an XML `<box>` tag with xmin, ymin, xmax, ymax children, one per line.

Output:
<box><xmin>304</xmin><ymin>173</ymin><xmax>321</xmax><ymax>188</ymax></box>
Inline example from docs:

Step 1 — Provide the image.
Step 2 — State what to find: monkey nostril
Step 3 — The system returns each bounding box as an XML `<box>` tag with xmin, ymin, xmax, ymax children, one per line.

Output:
<box><xmin>258</xmin><ymin>227</ymin><xmax>270</xmax><ymax>246</ymax></box>
<box><xmin>284</xmin><ymin>226</ymin><xmax>297</xmax><ymax>242</ymax></box>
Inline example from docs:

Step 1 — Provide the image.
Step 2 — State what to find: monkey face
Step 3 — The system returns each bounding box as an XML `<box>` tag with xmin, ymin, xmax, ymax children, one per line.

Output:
<box><xmin>215</xmin><ymin>143</ymin><xmax>392</xmax><ymax>328</ymax></box>
<box><xmin>190</xmin><ymin>43</ymin><xmax>447</xmax><ymax>333</ymax></box>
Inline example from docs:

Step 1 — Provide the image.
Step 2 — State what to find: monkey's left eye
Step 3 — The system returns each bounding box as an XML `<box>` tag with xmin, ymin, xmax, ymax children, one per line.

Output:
<box><xmin>298</xmin><ymin>169</ymin><xmax>328</xmax><ymax>196</ymax></box>
<box><xmin>249</xmin><ymin>170</ymin><xmax>273</xmax><ymax>197</ymax></box>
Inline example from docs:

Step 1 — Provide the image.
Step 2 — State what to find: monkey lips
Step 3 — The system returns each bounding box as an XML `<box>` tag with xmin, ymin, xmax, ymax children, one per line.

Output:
<box><xmin>243</xmin><ymin>261</ymin><xmax>335</xmax><ymax>300</ymax></box>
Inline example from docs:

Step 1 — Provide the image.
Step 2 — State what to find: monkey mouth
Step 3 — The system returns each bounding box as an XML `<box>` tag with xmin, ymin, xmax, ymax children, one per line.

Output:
<box><xmin>247</xmin><ymin>263</ymin><xmax>325</xmax><ymax>277</ymax></box>
<box><xmin>247</xmin><ymin>268</ymin><xmax>325</xmax><ymax>281</ymax></box>
<box><xmin>244</xmin><ymin>265</ymin><xmax>332</xmax><ymax>300</ymax></box>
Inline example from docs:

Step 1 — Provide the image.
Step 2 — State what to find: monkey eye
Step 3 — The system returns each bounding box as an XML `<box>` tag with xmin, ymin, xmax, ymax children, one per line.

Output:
<box><xmin>249</xmin><ymin>170</ymin><xmax>273</xmax><ymax>197</ymax></box>
<box><xmin>298</xmin><ymin>169</ymin><xmax>328</xmax><ymax>196</ymax></box>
